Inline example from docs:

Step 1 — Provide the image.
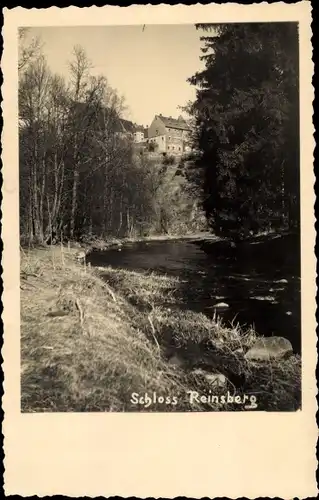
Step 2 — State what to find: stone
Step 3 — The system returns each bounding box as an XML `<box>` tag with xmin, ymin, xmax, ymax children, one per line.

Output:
<box><xmin>192</xmin><ymin>368</ymin><xmax>206</xmax><ymax>376</ymax></box>
<box><xmin>192</xmin><ymin>369</ymin><xmax>228</xmax><ymax>388</ymax></box>
<box><xmin>234</xmin><ymin>347</ymin><xmax>244</xmax><ymax>355</ymax></box>
<box><xmin>212</xmin><ymin>302</ymin><xmax>229</xmax><ymax>309</ymax></box>
<box><xmin>252</xmin><ymin>295</ymin><xmax>276</xmax><ymax>302</ymax></box>
<box><xmin>245</xmin><ymin>336</ymin><xmax>293</xmax><ymax>362</ymax></box>
<box><xmin>75</xmin><ymin>251</ymin><xmax>86</xmax><ymax>261</ymax></box>
<box><xmin>204</xmin><ymin>373</ymin><xmax>228</xmax><ymax>388</ymax></box>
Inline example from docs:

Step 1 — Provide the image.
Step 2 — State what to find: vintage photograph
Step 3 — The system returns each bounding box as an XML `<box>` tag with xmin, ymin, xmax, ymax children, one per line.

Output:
<box><xmin>19</xmin><ymin>22</ymin><xmax>301</xmax><ymax>413</ymax></box>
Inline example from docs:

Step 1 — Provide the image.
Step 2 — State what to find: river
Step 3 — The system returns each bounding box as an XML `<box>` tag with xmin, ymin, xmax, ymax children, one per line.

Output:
<box><xmin>87</xmin><ymin>233</ymin><xmax>301</xmax><ymax>353</ymax></box>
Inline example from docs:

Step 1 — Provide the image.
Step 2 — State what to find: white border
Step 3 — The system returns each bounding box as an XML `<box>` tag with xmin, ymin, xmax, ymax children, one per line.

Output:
<box><xmin>2</xmin><ymin>3</ymin><xmax>317</xmax><ymax>497</ymax></box>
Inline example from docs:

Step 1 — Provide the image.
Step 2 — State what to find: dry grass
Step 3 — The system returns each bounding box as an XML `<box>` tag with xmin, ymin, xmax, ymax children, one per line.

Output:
<box><xmin>95</xmin><ymin>266</ymin><xmax>180</xmax><ymax>308</ymax></box>
<box><xmin>20</xmin><ymin>245</ymin><xmax>301</xmax><ymax>412</ymax></box>
<box><xmin>21</xmin><ymin>246</ymin><xmax>202</xmax><ymax>412</ymax></box>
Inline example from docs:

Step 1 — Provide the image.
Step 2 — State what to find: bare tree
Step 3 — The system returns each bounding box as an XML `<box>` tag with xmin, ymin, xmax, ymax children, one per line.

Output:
<box><xmin>19</xmin><ymin>46</ymin><xmax>203</xmax><ymax>246</ymax></box>
<box><xmin>18</xmin><ymin>28</ymin><xmax>43</xmax><ymax>72</ymax></box>
<box><xmin>68</xmin><ymin>45</ymin><xmax>96</xmax><ymax>238</ymax></box>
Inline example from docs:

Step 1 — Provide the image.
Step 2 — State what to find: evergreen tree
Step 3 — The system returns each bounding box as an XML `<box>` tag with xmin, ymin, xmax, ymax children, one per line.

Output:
<box><xmin>188</xmin><ymin>23</ymin><xmax>299</xmax><ymax>240</ymax></box>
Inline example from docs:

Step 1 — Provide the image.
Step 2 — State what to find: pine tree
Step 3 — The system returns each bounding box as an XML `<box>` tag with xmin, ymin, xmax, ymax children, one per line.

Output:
<box><xmin>188</xmin><ymin>23</ymin><xmax>299</xmax><ymax>240</ymax></box>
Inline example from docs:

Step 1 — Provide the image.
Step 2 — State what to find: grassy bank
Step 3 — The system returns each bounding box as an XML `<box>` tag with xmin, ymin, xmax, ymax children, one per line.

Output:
<box><xmin>77</xmin><ymin>231</ymin><xmax>217</xmax><ymax>253</ymax></box>
<box><xmin>20</xmin><ymin>245</ymin><xmax>301</xmax><ymax>412</ymax></box>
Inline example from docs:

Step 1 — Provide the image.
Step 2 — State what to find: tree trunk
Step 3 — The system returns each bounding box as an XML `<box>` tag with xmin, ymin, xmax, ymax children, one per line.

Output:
<box><xmin>102</xmin><ymin>172</ymin><xmax>108</xmax><ymax>236</ymax></box>
<box><xmin>28</xmin><ymin>186</ymin><xmax>34</xmax><ymax>243</ymax></box>
<box><xmin>39</xmin><ymin>157</ymin><xmax>46</xmax><ymax>242</ymax></box>
<box><xmin>70</xmin><ymin>167</ymin><xmax>79</xmax><ymax>239</ymax></box>
<box><xmin>32</xmin><ymin>161</ymin><xmax>41</xmax><ymax>241</ymax></box>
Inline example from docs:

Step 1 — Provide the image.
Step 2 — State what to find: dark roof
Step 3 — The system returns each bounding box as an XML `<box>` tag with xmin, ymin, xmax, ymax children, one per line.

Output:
<box><xmin>134</xmin><ymin>126</ymin><xmax>144</xmax><ymax>133</ymax></box>
<box><xmin>157</xmin><ymin>114</ymin><xmax>190</xmax><ymax>131</ymax></box>
<box><xmin>119</xmin><ymin>119</ymin><xmax>135</xmax><ymax>134</ymax></box>
<box><xmin>117</xmin><ymin>119</ymin><xmax>146</xmax><ymax>134</ymax></box>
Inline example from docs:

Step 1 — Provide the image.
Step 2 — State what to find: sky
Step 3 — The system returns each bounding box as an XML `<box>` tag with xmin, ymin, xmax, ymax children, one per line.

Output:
<box><xmin>24</xmin><ymin>25</ymin><xmax>206</xmax><ymax>127</ymax></box>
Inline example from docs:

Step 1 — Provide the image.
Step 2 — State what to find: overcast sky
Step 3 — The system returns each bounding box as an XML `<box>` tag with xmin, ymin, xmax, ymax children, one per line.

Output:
<box><xmin>24</xmin><ymin>25</ymin><xmax>206</xmax><ymax>127</ymax></box>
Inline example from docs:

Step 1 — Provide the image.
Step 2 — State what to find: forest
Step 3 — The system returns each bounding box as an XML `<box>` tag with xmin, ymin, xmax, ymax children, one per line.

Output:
<box><xmin>19</xmin><ymin>32</ymin><xmax>205</xmax><ymax>245</ymax></box>
<box><xmin>19</xmin><ymin>23</ymin><xmax>300</xmax><ymax>245</ymax></box>
<box><xmin>186</xmin><ymin>22</ymin><xmax>300</xmax><ymax>241</ymax></box>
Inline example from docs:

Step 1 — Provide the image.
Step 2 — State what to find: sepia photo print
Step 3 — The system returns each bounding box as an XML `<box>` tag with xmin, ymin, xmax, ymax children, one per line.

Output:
<box><xmin>2</xmin><ymin>3</ymin><xmax>317</xmax><ymax>498</ymax></box>
<box><xmin>19</xmin><ymin>21</ymin><xmax>302</xmax><ymax>413</ymax></box>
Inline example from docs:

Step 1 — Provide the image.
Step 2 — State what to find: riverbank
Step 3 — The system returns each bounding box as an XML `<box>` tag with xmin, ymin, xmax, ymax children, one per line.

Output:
<box><xmin>77</xmin><ymin>231</ymin><xmax>218</xmax><ymax>254</ymax></box>
<box><xmin>21</xmin><ymin>245</ymin><xmax>301</xmax><ymax>412</ymax></box>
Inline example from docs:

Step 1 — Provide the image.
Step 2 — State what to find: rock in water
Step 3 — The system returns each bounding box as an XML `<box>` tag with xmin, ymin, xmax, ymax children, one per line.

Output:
<box><xmin>213</xmin><ymin>302</ymin><xmax>229</xmax><ymax>309</ymax></box>
<box><xmin>245</xmin><ymin>336</ymin><xmax>293</xmax><ymax>362</ymax></box>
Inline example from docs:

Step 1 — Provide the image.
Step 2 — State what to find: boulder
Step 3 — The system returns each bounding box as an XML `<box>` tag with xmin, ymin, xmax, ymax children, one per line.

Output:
<box><xmin>245</xmin><ymin>336</ymin><xmax>293</xmax><ymax>362</ymax></box>
<box><xmin>212</xmin><ymin>302</ymin><xmax>229</xmax><ymax>309</ymax></box>
<box><xmin>252</xmin><ymin>295</ymin><xmax>276</xmax><ymax>302</ymax></box>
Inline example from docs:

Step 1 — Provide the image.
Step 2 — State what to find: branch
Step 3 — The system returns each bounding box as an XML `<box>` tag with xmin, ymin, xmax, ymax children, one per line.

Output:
<box><xmin>101</xmin><ymin>282</ymin><xmax>117</xmax><ymax>302</ymax></box>
<box><xmin>147</xmin><ymin>313</ymin><xmax>161</xmax><ymax>355</ymax></box>
<box><xmin>75</xmin><ymin>298</ymin><xmax>84</xmax><ymax>328</ymax></box>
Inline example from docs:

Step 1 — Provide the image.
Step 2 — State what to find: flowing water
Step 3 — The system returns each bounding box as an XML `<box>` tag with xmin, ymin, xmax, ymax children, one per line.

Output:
<box><xmin>88</xmin><ymin>234</ymin><xmax>301</xmax><ymax>353</ymax></box>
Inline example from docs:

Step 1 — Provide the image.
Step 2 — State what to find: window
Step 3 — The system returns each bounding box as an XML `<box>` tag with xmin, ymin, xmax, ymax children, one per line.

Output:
<box><xmin>168</xmin><ymin>136</ymin><xmax>171</xmax><ymax>141</ymax></box>
<box><xmin>162</xmin><ymin>136</ymin><xmax>164</xmax><ymax>141</ymax></box>
<box><xmin>167</xmin><ymin>146</ymin><xmax>170</xmax><ymax>150</ymax></box>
